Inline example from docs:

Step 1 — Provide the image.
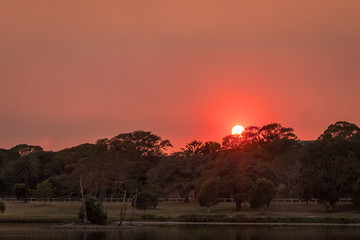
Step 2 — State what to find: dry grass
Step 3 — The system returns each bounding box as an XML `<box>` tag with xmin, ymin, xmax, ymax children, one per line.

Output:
<box><xmin>0</xmin><ymin>200</ymin><xmax>359</xmax><ymax>221</ymax></box>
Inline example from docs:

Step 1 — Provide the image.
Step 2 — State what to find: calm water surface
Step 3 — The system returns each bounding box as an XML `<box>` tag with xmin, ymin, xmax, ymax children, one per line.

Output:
<box><xmin>0</xmin><ymin>223</ymin><xmax>360</xmax><ymax>240</ymax></box>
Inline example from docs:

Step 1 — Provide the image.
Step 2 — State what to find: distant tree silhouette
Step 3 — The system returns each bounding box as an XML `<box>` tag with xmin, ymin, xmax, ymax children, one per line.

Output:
<box><xmin>10</xmin><ymin>144</ymin><xmax>43</xmax><ymax>156</ymax></box>
<box><xmin>181</xmin><ymin>140</ymin><xmax>203</xmax><ymax>155</ymax></box>
<box><xmin>318</xmin><ymin>121</ymin><xmax>360</xmax><ymax>140</ymax></box>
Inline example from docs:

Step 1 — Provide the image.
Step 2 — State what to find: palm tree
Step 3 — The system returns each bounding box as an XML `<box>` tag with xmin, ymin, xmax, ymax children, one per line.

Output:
<box><xmin>14</xmin><ymin>154</ymin><xmax>40</xmax><ymax>203</ymax></box>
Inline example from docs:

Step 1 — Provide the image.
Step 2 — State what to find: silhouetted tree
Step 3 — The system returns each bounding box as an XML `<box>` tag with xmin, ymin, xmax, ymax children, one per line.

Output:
<box><xmin>200</xmin><ymin>141</ymin><xmax>221</xmax><ymax>155</ymax></box>
<box><xmin>259</xmin><ymin>123</ymin><xmax>297</xmax><ymax>144</ymax></box>
<box><xmin>181</xmin><ymin>140</ymin><xmax>203</xmax><ymax>155</ymax></box>
<box><xmin>10</xmin><ymin>144</ymin><xmax>43</xmax><ymax>156</ymax></box>
<box><xmin>318</xmin><ymin>121</ymin><xmax>360</xmax><ymax>141</ymax></box>
<box><xmin>100</xmin><ymin>130</ymin><xmax>172</xmax><ymax>159</ymax></box>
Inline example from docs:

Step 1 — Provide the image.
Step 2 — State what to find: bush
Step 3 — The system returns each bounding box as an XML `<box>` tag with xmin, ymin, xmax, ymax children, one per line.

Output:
<box><xmin>178</xmin><ymin>213</ymin><xmax>231</xmax><ymax>222</ymax></box>
<box><xmin>198</xmin><ymin>178</ymin><xmax>219</xmax><ymax>212</ymax></box>
<box><xmin>13</xmin><ymin>183</ymin><xmax>26</xmax><ymax>199</ymax></box>
<box><xmin>178</xmin><ymin>213</ymin><xmax>204</xmax><ymax>222</ymax></box>
<box><xmin>135</xmin><ymin>190</ymin><xmax>158</xmax><ymax>211</ymax></box>
<box><xmin>78</xmin><ymin>195</ymin><xmax>107</xmax><ymax>225</ymax></box>
<box><xmin>0</xmin><ymin>202</ymin><xmax>5</xmax><ymax>214</ymax></box>
<box><xmin>32</xmin><ymin>180</ymin><xmax>54</xmax><ymax>204</ymax></box>
<box><xmin>156</xmin><ymin>215</ymin><xmax>169</xmax><ymax>222</ymax></box>
<box><xmin>232</xmin><ymin>214</ymin><xmax>249</xmax><ymax>222</ymax></box>
<box><xmin>353</xmin><ymin>178</ymin><xmax>360</xmax><ymax>206</ymax></box>
<box><xmin>141</xmin><ymin>214</ymin><xmax>157</xmax><ymax>220</ymax></box>
<box><xmin>141</xmin><ymin>214</ymin><xmax>170</xmax><ymax>222</ymax></box>
<box><xmin>249</xmin><ymin>178</ymin><xmax>275</xmax><ymax>211</ymax></box>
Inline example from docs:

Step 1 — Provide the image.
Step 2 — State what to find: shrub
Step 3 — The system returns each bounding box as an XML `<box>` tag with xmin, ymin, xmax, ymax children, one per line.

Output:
<box><xmin>135</xmin><ymin>190</ymin><xmax>158</xmax><ymax>211</ymax></box>
<box><xmin>141</xmin><ymin>214</ymin><xmax>157</xmax><ymax>220</ymax></box>
<box><xmin>32</xmin><ymin>180</ymin><xmax>54</xmax><ymax>205</ymax></box>
<box><xmin>353</xmin><ymin>178</ymin><xmax>360</xmax><ymax>206</ymax></box>
<box><xmin>13</xmin><ymin>183</ymin><xmax>26</xmax><ymax>199</ymax></box>
<box><xmin>78</xmin><ymin>195</ymin><xmax>107</xmax><ymax>225</ymax></box>
<box><xmin>178</xmin><ymin>213</ymin><xmax>204</xmax><ymax>222</ymax></box>
<box><xmin>198</xmin><ymin>178</ymin><xmax>219</xmax><ymax>213</ymax></box>
<box><xmin>249</xmin><ymin>178</ymin><xmax>275</xmax><ymax>212</ymax></box>
<box><xmin>0</xmin><ymin>202</ymin><xmax>5</xmax><ymax>213</ymax></box>
<box><xmin>178</xmin><ymin>213</ymin><xmax>231</xmax><ymax>222</ymax></box>
<box><xmin>156</xmin><ymin>215</ymin><xmax>169</xmax><ymax>222</ymax></box>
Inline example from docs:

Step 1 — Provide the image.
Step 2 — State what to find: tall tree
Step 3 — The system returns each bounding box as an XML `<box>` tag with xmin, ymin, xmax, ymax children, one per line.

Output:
<box><xmin>222</xmin><ymin>124</ymin><xmax>297</xmax><ymax>151</ymax></box>
<box><xmin>259</xmin><ymin>123</ymin><xmax>297</xmax><ymax>144</ymax></box>
<box><xmin>202</xmin><ymin>149</ymin><xmax>276</xmax><ymax>211</ymax></box>
<box><xmin>298</xmin><ymin>122</ymin><xmax>360</xmax><ymax>211</ymax></box>
<box><xmin>100</xmin><ymin>130</ymin><xmax>172</xmax><ymax>159</ymax></box>
<box><xmin>203</xmin><ymin>151</ymin><xmax>253</xmax><ymax>211</ymax></box>
<box><xmin>13</xmin><ymin>154</ymin><xmax>40</xmax><ymax>203</ymax></box>
<box><xmin>318</xmin><ymin>121</ymin><xmax>360</xmax><ymax>141</ymax></box>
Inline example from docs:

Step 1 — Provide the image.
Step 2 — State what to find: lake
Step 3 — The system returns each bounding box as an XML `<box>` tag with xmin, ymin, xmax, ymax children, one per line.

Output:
<box><xmin>0</xmin><ymin>223</ymin><xmax>360</xmax><ymax>240</ymax></box>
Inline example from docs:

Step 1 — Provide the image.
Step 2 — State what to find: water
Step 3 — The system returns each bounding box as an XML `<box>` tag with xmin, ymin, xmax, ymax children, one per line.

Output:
<box><xmin>0</xmin><ymin>223</ymin><xmax>360</xmax><ymax>240</ymax></box>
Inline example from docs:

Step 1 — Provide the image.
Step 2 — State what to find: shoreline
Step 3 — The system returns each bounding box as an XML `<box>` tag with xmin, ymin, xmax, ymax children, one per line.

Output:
<box><xmin>1</xmin><ymin>219</ymin><xmax>360</xmax><ymax>227</ymax></box>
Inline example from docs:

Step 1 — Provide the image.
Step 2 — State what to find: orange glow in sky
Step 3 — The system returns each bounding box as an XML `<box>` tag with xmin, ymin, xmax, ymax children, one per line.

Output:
<box><xmin>0</xmin><ymin>1</ymin><xmax>360</xmax><ymax>151</ymax></box>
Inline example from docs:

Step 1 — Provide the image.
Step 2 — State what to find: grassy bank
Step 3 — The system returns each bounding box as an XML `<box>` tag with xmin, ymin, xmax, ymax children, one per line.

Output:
<box><xmin>0</xmin><ymin>201</ymin><xmax>359</xmax><ymax>223</ymax></box>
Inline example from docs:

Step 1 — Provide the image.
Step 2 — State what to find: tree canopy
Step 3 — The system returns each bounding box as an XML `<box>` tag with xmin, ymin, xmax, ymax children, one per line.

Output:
<box><xmin>1</xmin><ymin>123</ymin><xmax>360</xmax><ymax>212</ymax></box>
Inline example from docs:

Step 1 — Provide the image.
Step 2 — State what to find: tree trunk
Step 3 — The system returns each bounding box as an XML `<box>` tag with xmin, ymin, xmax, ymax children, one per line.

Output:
<box><xmin>130</xmin><ymin>188</ymin><xmax>137</xmax><ymax>225</ymax></box>
<box><xmin>119</xmin><ymin>190</ymin><xmax>127</xmax><ymax>226</ymax></box>
<box><xmin>98</xmin><ymin>191</ymin><xmax>104</xmax><ymax>206</ymax></box>
<box><xmin>79</xmin><ymin>175</ymin><xmax>88</xmax><ymax>224</ymax></box>
<box><xmin>235</xmin><ymin>200</ymin><xmax>242</xmax><ymax>211</ymax></box>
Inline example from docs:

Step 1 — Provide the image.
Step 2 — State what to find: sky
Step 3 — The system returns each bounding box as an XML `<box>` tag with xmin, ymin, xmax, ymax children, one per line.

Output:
<box><xmin>1</xmin><ymin>0</ymin><xmax>360</xmax><ymax>152</ymax></box>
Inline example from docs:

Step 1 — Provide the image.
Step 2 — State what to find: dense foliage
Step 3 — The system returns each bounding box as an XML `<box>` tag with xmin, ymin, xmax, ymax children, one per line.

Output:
<box><xmin>249</xmin><ymin>178</ymin><xmax>275</xmax><ymax>212</ymax></box>
<box><xmin>0</xmin><ymin>202</ymin><xmax>5</xmax><ymax>213</ymax></box>
<box><xmin>1</xmin><ymin>123</ymin><xmax>360</xmax><ymax>212</ymax></box>
<box><xmin>78</xmin><ymin>195</ymin><xmax>107</xmax><ymax>224</ymax></box>
<box><xmin>134</xmin><ymin>190</ymin><xmax>158</xmax><ymax>211</ymax></box>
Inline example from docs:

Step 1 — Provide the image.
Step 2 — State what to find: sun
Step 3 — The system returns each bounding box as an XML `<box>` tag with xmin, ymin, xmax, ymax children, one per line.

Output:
<box><xmin>232</xmin><ymin>125</ymin><xmax>244</xmax><ymax>135</ymax></box>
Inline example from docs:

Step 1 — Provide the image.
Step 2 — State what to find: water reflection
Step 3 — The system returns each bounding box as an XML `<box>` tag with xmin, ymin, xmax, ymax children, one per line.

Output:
<box><xmin>0</xmin><ymin>224</ymin><xmax>360</xmax><ymax>240</ymax></box>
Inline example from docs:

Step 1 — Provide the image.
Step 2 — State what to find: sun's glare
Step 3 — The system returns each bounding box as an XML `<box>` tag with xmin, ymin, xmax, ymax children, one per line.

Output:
<box><xmin>232</xmin><ymin>125</ymin><xmax>244</xmax><ymax>135</ymax></box>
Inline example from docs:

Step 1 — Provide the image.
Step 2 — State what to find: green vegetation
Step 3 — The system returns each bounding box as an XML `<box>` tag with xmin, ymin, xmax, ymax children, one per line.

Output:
<box><xmin>0</xmin><ymin>201</ymin><xmax>360</xmax><ymax>224</ymax></box>
<box><xmin>353</xmin><ymin>178</ymin><xmax>360</xmax><ymax>206</ymax></box>
<box><xmin>134</xmin><ymin>190</ymin><xmax>158</xmax><ymax>211</ymax></box>
<box><xmin>249</xmin><ymin>178</ymin><xmax>275</xmax><ymax>214</ymax></box>
<box><xmin>78</xmin><ymin>195</ymin><xmax>107</xmax><ymax>224</ymax></box>
<box><xmin>32</xmin><ymin>180</ymin><xmax>54</xmax><ymax>205</ymax></box>
<box><xmin>0</xmin><ymin>202</ymin><xmax>5</xmax><ymax>214</ymax></box>
<box><xmin>13</xmin><ymin>183</ymin><xmax>26</xmax><ymax>200</ymax></box>
<box><xmin>0</xmin><ymin>121</ymin><xmax>360</xmax><ymax>224</ymax></box>
<box><xmin>198</xmin><ymin>178</ymin><xmax>219</xmax><ymax>213</ymax></box>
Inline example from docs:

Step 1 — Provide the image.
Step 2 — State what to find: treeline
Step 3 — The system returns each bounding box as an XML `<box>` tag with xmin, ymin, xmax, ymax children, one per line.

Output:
<box><xmin>1</xmin><ymin>121</ymin><xmax>360</xmax><ymax>212</ymax></box>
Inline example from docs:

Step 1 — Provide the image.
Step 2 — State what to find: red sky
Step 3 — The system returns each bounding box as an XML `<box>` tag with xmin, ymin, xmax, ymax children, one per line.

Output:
<box><xmin>1</xmin><ymin>0</ymin><xmax>360</xmax><ymax>151</ymax></box>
